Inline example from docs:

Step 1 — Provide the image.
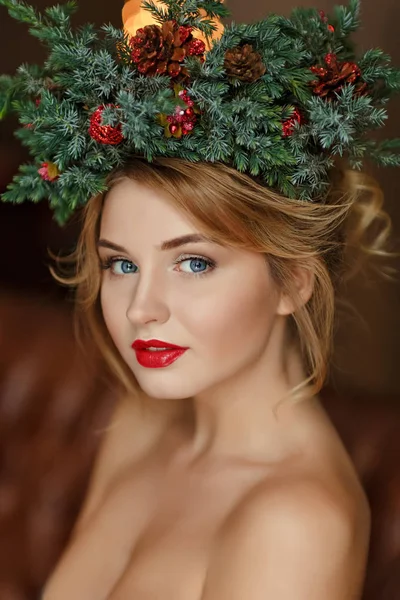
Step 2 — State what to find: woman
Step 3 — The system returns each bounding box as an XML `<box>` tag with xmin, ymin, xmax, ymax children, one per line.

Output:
<box><xmin>1</xmin><ymin>0</ymin><xmax>398</xmax><ymax>597</ymax></box>
<box><xmin>42</xmin><ymin>156</ymin><xmax>379</xmax><ymax>599</ymax></box>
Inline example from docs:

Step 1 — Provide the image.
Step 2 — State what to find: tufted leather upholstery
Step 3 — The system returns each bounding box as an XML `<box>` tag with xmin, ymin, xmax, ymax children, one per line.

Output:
<box><xmin>0</xmin><ymin>292</ymin><xmax>399</xmax><ymax>599</ymax></box>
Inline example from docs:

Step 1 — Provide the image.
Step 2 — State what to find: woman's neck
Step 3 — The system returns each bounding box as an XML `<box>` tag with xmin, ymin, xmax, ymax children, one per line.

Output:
<box><xmin>170</xmin><ymin>339</ymin><xmax>315</xmax><ymax>467</ymax></box>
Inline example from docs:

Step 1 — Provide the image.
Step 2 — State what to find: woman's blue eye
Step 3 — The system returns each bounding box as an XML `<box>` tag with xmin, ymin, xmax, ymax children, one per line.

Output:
<box><xmin>175</xmin><ymin>255</ymin><xmax>216</xmax><ymax>277</ymax></box>
<box><xmin>101</xmin><ymin>255</ymin><xmax>215</xmax><ymax>277</ymax></box>
<box><xmin>180</xmin><ymin>257</ymin><xmax>209</xmax><ymax>274</ymax></box>
<box><xmin>110</xmin><ymin>259</ymin><xmax>136</xmax><ymax>275</ymax></box>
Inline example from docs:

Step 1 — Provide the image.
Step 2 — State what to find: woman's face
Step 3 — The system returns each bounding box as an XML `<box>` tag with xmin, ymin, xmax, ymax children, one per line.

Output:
<box><xmin>98</xmin><ymin>177</ymin><xmax>287</xmax><ymax>401</ymax></box>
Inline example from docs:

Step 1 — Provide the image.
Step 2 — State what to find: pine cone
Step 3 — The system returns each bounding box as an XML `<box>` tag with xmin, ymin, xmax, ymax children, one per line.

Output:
<box><xmin>130</xmin><ymin>20</ymin><xmax>205</xmax><ymax>82</ymax></box>
<box><xmin>310</xmin><ymin>53</ymin><xmax>367</xmax><ymax>99</ymax></box>
<box><xmin>224</xmin><ymin>44</ymin><xmax>266</xmax><ymax>83</ymax></box>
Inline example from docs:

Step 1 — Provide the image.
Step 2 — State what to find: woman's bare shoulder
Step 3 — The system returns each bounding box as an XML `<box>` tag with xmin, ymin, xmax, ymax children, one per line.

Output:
<box><xmin>43</xmin><ymin>392</ymin><xmax>191</xmax><ymax>599</ymax></box>
<box><xmin>203</xmin><ymin>472</ymin><xmax>371</xmax><ymax>599</ymax></box>
<box><xmin>234</xmin><ymin>470</ymin><xmax>370</xmax><ymax>532</ymax></box>
<box><xmin>75</xmin><ymin>391</ymin><xmax>190</xmax><ymax>532</ymax></box>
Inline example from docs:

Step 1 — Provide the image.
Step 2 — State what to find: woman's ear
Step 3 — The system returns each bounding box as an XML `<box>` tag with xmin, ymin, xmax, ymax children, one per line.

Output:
<box><xmin>276</xmin><ymin>265</ymin><xmax>315</xmax><ymax>316</ymax></box>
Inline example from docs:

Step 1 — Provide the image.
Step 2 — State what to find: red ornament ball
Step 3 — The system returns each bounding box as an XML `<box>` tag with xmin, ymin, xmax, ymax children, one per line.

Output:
<box><xmin>89</xmin><ymin>105</ymin><xmax>124</xmax><ymax>145</ymax></box>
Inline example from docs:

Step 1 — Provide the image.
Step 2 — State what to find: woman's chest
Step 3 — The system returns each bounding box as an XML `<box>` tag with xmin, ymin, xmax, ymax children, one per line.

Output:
<box><xmin>108</xmin><ymin>512</ymin><xmax>216</xmax><ymax>599</ymax></box>
<box><xmin>107</xmin><ymin>460</ymin><xmax>271</xmax><ymax>600</ymax></box>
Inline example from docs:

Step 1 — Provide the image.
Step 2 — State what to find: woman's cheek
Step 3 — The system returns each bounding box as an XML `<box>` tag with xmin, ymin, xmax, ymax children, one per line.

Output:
<box><xmin>100</xmin><ymin>281</ymin><xmax>124</xmax><ymax>343</ymax></box>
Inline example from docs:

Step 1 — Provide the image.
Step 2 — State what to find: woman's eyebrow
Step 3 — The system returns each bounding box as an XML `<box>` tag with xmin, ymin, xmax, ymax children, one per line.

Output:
<box><xmin>97</xmin><ymin>233</ymin><xmax>214</xmax><ymax>254</ymax></box>
<box><xmin>97</xmin><ymin>240</ymin><xmax>127</xmax><ymax>253</ymax></box>
<box><xmin>159</xmin><ymin>233</ymin><xmax>213</xmax><ymax>250</ymax></box>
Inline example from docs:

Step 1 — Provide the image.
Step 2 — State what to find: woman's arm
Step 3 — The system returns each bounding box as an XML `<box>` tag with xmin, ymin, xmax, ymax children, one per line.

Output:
<box><xmin>201</xmin><ymin>479</ymin><xmax>371</xmax><ymax>600</ymax></box>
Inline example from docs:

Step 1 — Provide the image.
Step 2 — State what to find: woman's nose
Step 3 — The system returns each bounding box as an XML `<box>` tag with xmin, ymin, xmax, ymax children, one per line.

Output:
<box><xmin>125</xmin><ymin>270</ymin><xmax>170</xmax><ymax>325</ymax></box>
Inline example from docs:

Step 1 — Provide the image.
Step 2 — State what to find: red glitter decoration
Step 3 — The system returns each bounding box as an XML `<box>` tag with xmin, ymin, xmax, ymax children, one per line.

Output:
<box><xmin>310</xmin><ymin>53</ymin><xmax>367</xmax><ymax>99</ymax></box>
<box><xmin>38</xmin><ymin>161</ymin><xmax>60</xmax><ymax>182</ymax></box>
<box><xmin>187</xmin><ymin>39</ymin><xmax>206</xmax><ymax>56</ymax></box>
<box><xmin>178</xmin><ymin>25</ymin><xmax>192</xmax><ymax>44</ymax></box>
<box><xmin>328</xmin><ymin>24</ymin><xmax>335</xmax><ymax>33</ymax></box>
<box><xmin>324</xmin><ymin>53</ymin><xmax>336</xmax><ymax>66</ymax></box>
<box><xmin>282</xmin><ymin>108</ymin><xmax>303</xmax><ymax>137</ymax></box>
<box><xmin>88</xmin><ymin>105</ymin><xmax>124</xmax><ymax>145</ymax></box>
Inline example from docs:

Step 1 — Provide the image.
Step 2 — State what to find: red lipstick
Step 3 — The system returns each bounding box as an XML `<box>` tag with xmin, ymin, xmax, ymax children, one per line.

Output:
<box><xmin>131</xmin><ymin>339</ymin><xmax>188</xmax><ymax>369</ymax></box>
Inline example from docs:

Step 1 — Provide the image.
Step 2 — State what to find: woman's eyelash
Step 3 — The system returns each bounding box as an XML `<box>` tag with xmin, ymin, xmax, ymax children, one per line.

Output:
<box><xmin>100</xmin><ymin>254</ymin><xmax>216</xmax><ymax>278</ymax></box>
<box><xmin>100</xmin><ymin>256</ymin><xmax>129</xmax><ymax>271</ymax></box>
<box><xmin>173</xmin><ymin>254</ymin><xmax>216</xmax><ymax>278</ymax></box>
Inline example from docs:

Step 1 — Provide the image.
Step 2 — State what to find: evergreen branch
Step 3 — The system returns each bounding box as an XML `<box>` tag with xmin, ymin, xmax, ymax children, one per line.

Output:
<box><xmin>0</xmin><ymin>74</ymin><xmax>22</xmax><ymax>118</ymax></box>
<box><xmin>140</xmin><ymin>0</ymin><xmax>229</xmax><ymax>31</ymax></box>
<box><xmin>1</xmin><ymin>0</ymin><xmax>399</xmax><ymax>223</ymax></box>
<box><xmin>140</xmin><ymin>0</ymin><xmax>170</xmax><ymax>24</ymax></box>
<box><xmin>332</xmin><ymin>0</ymin><xmax>360</xmax><ymax>37</ymax></box>
<box><xmin>189</xmin><ymin>0</ymin><xmax>230</xmax><ymax>19</ymax></box>
<box><xmin>44</xmin><ymin>1</ymin><xmax>77</xmax><ymax>26</ymax></box>
<box><xmin>0</xmin><ymin>0</ymin><xmax>42</xmax><ymax>28</ymax></box>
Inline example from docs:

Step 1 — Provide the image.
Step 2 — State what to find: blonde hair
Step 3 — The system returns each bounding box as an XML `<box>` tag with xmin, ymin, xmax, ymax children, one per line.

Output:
<box><xmin>52</xmin><ymin>157</ymin><xmax>394</xmax><ymax>409</ymax></box>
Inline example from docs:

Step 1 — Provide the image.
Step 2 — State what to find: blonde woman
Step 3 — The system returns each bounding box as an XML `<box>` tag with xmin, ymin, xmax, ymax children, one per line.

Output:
<box><xmin>1</xmin><ymin>0</ymin><xmax>398</xmax><ymax>597</ymax></box>
<box><xmin>41</xmin><ymin>156</ymin><xmax>384</xmax><ymax>599</ymax></box>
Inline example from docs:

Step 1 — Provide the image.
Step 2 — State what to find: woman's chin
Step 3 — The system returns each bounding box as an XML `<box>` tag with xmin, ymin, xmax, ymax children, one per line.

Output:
<box><xmin>134</xmin><ymin>375</ymin><xmax>197</xmax><ymax>402</ymax></box>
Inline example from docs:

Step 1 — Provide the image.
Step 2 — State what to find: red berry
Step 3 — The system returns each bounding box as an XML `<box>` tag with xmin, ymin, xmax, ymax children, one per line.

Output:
<box><xmin>182</xmin><ymin>122</ymin><xmax>194</xmax><ymax>134</ymax></box>
<box><xmin>319</xmin><ymin>10</ymin><xmax>327</xmax><ymax>22</ymax></box>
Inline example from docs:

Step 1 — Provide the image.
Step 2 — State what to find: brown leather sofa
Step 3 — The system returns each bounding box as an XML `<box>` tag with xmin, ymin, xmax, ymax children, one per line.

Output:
<box><xmin>0</xmin><ymin>291</ymin><xmax>399</xmax><ymax>600</ymax></box>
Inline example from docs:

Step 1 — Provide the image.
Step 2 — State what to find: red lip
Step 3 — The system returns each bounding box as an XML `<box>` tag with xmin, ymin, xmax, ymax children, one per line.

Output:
<box><xmin>133</xmin><ymin>348</ymin><xmax>187</xmax><ymax>368</ymax></box>
<box><xmin>132</xmin><ymin>339</ymin><xmax>186</xmax><ymax>350</ymax></box>
<box><xmin>131</xmin><ymin>339</ymin><xmax>188</xmax><ymax>369</ymax></box>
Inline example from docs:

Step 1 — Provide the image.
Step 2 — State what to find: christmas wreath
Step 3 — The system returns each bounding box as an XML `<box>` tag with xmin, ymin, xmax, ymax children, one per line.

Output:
<box><xmin>0</xmin><ymin>0</ymin><xmax>399</xmax><ymax>224</ymax></box>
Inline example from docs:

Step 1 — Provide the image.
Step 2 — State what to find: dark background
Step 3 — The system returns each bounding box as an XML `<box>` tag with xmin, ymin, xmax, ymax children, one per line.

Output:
<box><xmin>0</xmin><ymin>0</ymin><xmax>399</xmax><ymax>396</ymax></box>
